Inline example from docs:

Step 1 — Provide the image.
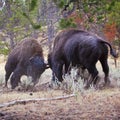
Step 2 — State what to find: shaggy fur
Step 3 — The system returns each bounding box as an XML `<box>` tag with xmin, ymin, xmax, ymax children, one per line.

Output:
<box><xmin>48</xmin><ymin>29</ymin><xmax>118</xmax><ymax>88</ymax></box>
<box><xmin>5</xmin><ymin>38</ymin><xmax>47</xmax><ymax>89</ymax></box>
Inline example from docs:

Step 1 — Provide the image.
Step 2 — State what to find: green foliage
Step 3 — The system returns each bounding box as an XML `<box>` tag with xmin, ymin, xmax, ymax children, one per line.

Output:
<box><xmin>107</xmin><ymin>1</ymin><xmax>115</xmax><ymax>11</ymax></box>
<box><xmin>0</xmin><ymin>48</ymin><xmax>9</xmax><ymax>55</ymax></box>
<box><xmin>112</xmin><ymin>39</ymin><xmax>120</xmax><ymax>46</ymax></box>
<box><xmin>29</xmin><ymin>0</ymin><xmax>38</xmax><ymax>11</ymax></box>
<box><xmin>59</xmin><ymin>18</ymin><xmax>77</xmax><ymax>29</ymax></box>
<box><xmin>107</xmin><ymin>1</ymin><xmax>120</xmax><ymax>25</ymax></box>
<box><xmin>0</xmin><ymin>0</ymin><xmax>42</xmax><ymax>53</ymax></box>
<box><xmin>88</xmin><ymin>17</ymin><xmax>94</xmax><ymax>23</ymax></box>
<box><xmin>22</xmin><ymin>12</ymin><xmax>41</xmax><ymax>29</ymax></box>
<box><xmin>0</xmin><ymin>41</ymin><xmax>9</xmax><ymax>55</ymax></box>
<box><xmin>53</xmin><ymin>0</ymin><xmax>120</xmax><ymax>35</ymax></box>
<box><xmin>58</xmin><ymin>0</ymin><xmax>65</xmax><ymax>8</ymax></box>
<box><xmin>53</xmin><ymin>0</ymin><xmax>68</xmax><ymax>8</ymax></box>
<box><xmin>0</xmin><ymin>0</ymin><xmax>119</xmax><ymax>53</ymax></box>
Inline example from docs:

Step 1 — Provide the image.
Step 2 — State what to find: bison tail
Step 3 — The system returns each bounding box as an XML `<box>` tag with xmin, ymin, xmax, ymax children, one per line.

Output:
<box><xmin>110</xmin><ymin>49</ymin><xmax>118</xmax><ymax>58</ymax></box>
<box><xmin>101</xmin><ymin>40</ymin><xmax>118</xmax><ymax>58</ymax></box>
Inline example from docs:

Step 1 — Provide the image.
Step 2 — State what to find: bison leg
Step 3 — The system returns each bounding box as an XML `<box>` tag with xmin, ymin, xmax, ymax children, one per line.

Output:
<box><xmin>50</xmin><ymin>72</ymin><xmax>56</xmax><ymax>82</ymax></box>
<box><xmin>52</xmin><ymin>62</ymin><xmax>64</xmax><ymax>82</ymax></box>
<box><xmin>78</xmin><ymin>67</ymin><xmax>87</xmax><ymax>81</ymax></box>
<box><xmin>100</xmin><ymin>59</ymin><xmax>110</xmax><ymax>86</ymax></box>
<box><xmin>10</xmin><ymin>66</ymin><xmax>23</xmax><ymax>89</ymax></box>
<box><xmin>5</xmin><ymin>71</ymin><xmax>12</xmax><ymax>88</ymax></box>
<box><xmin>84</xmin><ymin>65</ymin><xmax>98</xmax><ymax>89</ymax></box>
<box><xmin>50</xmin><ymin>72</ymin><xmax>62</xmax><ymax>88</ymax></box>
<box><xmin>62</xmin><ymin>62</ymin><xmax>71</xmax><ymax>77</ymax></box>
<box><xmin>4</xmin><ymin>63</ymin><xmax>15</xmax><ymax>88</ymax></box>
<box><xmin>62</xmin><ymin>64</ymin><xmax>66</xmax><ymax>78</ymax></box>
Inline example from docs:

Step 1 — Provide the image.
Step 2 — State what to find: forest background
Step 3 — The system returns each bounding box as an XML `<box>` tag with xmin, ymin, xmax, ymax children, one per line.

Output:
<box><xmin>0</xmin><ymin>0</ymin><xmax>120</xmax><ymax>55</ymax></box>
<box><xmin>0</xmin><ymin>1</ymin><xmax>120</xmax><ymax>119</ymax></box>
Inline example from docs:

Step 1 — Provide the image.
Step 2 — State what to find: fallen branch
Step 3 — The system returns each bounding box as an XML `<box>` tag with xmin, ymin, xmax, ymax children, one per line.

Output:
<box><xmin>0</xmin><ymin>94</ymin><xmax>75</xmax><ymax>108</ymax></box>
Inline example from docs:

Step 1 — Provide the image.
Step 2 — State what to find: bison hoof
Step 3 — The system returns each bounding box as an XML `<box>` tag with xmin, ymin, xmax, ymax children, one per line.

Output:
<box><xmin>104</xmin><ymin>77</ymin><xmax>111</xmax><ymax>86</ymax></box>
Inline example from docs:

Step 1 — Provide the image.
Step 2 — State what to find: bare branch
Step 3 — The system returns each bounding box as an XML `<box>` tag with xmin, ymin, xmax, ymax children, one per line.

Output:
<box><xmin>0</xmin><ymin>94</ymin><xmax>75</xmax><ymax>108</ymax></box>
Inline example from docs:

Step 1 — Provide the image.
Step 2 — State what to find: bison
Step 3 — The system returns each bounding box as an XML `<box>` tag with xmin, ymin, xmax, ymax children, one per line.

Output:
<box><xmin>5</xmin><ymin>38</ymin><xmax>48</xmax><ymax>89</ymax></box>
<box><xmin>48</xmin><ymin>29</ymin><xmax>118</xmax><ymax>89</ymax></box>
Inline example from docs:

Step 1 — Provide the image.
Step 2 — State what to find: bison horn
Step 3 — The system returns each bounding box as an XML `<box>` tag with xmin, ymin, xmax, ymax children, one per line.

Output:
<box><xmin>45</xmin><ymin>63</ymin><xmax>50</xmax><ymax>69</ymax></box>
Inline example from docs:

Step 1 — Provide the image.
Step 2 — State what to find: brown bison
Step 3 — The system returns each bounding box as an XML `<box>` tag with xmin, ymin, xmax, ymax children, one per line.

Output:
<box><xmin>5</xmin><ymin>38</ymin><xmax>48</xmax><ymax>89</ymax></box>
<box><xmin>48</xmin><ymin>29</ymin><xmax>118</xmax><ymax>88</ymax></box>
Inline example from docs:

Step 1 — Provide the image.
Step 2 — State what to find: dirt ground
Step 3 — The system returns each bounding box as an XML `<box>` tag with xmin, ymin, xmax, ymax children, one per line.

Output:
<box><xmin>0</xmin><ymin>86</ymin><xmax>120</xmax><ymax>120</ymax></box>
<box><xmin>0</xmin><ymin>59</ymin><xmax>120</xmax><ymax>120</ymax></box>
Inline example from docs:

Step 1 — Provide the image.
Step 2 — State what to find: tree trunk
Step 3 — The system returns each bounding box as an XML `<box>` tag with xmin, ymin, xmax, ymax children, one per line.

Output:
<box><xmin>5</xmin><ymin>1</ymin><xmax>15</xmax><ymax>49</ymax></box>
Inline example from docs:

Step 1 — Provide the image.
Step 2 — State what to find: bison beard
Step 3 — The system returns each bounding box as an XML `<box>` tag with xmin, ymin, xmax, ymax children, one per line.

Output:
<box><xmin>5</xmin><ymin>39</ymin><xmax>47</xmax><ymax>89</ymax></box>
<box><xmin>48</xmin><ymin>29</ymin><xmax>118</xmax><ymax>89</ymax></box>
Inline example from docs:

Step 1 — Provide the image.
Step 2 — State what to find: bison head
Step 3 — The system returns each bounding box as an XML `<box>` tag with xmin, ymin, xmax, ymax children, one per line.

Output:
<box><xmin>27</xmin><ymin>56</ymin><xmax>48</xmax><ymax>85</ymax></box>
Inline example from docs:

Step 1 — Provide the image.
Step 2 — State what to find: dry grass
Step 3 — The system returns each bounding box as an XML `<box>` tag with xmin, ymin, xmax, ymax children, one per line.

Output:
<box><xmin>0</xmin><ymin>56</ymin><xmax>120</xmax><ymax>120</ymax></box>
<box><xmin>0</xmin><ymin>88</ymin><xmax>120</xmax><ymax>120</ymax></box>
